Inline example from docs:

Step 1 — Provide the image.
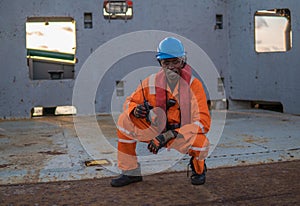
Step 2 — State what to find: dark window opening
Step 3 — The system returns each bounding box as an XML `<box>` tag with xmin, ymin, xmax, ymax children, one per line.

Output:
<box><xmin>218</xmin><ymin>77</ymin><xmax>225</xmax><ymax>92</ymax></box>
<box><xmin>116</xmin><ymin>80</ymin><xmax>124</xmax><ymax>96</ymax></box>
<box><xmin>215</xmin><ymin>14</ymin><xmax>223</xmax><ymax>29</ymax></box>
<box><xmin>84</xmin><ymin>13</ymin><xmax>93</xmax><ymax>29</ymax></box>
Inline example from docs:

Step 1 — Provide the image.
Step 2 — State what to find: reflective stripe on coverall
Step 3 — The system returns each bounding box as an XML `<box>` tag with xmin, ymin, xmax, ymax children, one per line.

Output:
<box><xmin>117</xmin><ymin>64</ymin><xmax>211</xmax><ymax>174</ymax></box>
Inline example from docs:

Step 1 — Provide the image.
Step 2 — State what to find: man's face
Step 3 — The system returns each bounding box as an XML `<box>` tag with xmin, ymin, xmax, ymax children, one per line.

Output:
<box><xmin>160</xmin><ymin>58</ymin><xmax>184</xmax><ymax>82</ymax></box>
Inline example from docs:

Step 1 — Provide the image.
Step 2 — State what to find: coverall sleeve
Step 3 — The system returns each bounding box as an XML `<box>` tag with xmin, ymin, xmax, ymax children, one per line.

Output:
<box><xmin>177</xmin><ymin>78</ymin><xmax>211</xmax><ymax>136</ymax></box>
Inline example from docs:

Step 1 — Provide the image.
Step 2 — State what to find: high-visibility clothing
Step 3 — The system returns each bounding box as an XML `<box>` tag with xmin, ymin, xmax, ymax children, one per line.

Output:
<box><xmin>117</xmin><ymin>64</ymin><xmax>211</xmax><ymax>174</ymax></box>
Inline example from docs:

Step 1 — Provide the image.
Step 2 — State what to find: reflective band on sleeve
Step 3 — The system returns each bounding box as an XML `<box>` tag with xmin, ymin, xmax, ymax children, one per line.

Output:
<box><xmin>118</xmin><ymin>139</ymin><xmax>137</xmax><ymax>144</ymax></box>
<box><xmin>193</xmin><ymin>121</ymin><xmax>205</xmax><ymax>133</ymax></box>
<box><xmin>190</xmin><ymin>76</ymin><xmax>195</xmax><ymax>85</ymax></box>
<box><xmin>190</xmin><ymin>146</ymin><xmax>209</xmax><ymax>152</ymax></box>
<box><xmin>117</xmin><ymin>125</ymin><xmax>136</xmax><ymax>137</ymax></box>
<box><xmin>149</xmin><ymin>74</ymin><xmax>156</xmax><ymax>95</ymax></box>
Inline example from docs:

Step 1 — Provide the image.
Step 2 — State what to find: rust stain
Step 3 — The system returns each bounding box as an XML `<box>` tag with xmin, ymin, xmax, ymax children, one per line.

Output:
<box><xmin>218</xmin><ymin>143</ymin><xmax>246</xmax><ymax>148</ymax></box>
<box><xmin>38</xmin><ymin>151</ymin><xmax>66</xmax><ymax>155</ymax></box>
<box><xmin>242</xmin><ymin>134</ymin><xmax>269</xmax><ymax>144</ymax></box>
<box><xmin>24</xmin><ymin>142</ymin><xmax>37</xmax><ymax>147</ymax></box>
<box><xmin>0</xmin><ymin>164</ymin><xmax>13</xmax><ymax>168</ymax></box>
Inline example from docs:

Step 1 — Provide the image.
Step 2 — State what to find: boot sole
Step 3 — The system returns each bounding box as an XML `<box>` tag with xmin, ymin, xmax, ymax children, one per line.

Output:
<box><xmin>111</xmin><ymin>177</ymin><xmax>143</xmax><ymax>187</ymax></box>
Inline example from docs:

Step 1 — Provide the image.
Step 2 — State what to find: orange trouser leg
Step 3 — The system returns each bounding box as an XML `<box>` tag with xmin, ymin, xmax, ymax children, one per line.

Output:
<box><xmin>117</xmin><ymin>129</ymin><xmax>138</xmax><ymax>171</ymax></box>
<box><xmin>168</xmin><ymin>133</ymin><xmax>209</xmax><ymax>174</ymax></box>
<box><xmin>192</xmin><ymin>158</ymin><xmax>205</xmax><ymax>174</ymax></box>
<box><xmin>117</xmin><ymin>112</ymin><xmax>159</xmax><ymax>171</ymax></box>
<box><xmin>188</xmin><ymin>134</ymin><xmax>209</xmax><ymax>174</ymax></box>
<box><xmin>117</xmin><ymin>111</ymin><xmax>164</xmax><ymax>171</ymax></box>
<box><xmin>117</xmin><ymin>112</ymin><xmax>161</xmax><ymax>142</ymax></box>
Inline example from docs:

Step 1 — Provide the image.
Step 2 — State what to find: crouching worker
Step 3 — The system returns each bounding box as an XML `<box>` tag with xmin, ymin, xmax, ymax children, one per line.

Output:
<box><xmin>111</xmin><ymin>37</ymin><xmax>211</xmax><ymax>187</ymax></box>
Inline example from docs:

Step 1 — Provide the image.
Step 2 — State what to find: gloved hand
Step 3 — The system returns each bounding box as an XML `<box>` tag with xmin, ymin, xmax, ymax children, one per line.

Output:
<box><xmin>148</xmin><ymin>130</ymin><xmax>178</xmax><ymax>154</ymax></box>
<box><xmin>133</xmin><ymin>104</ymin><xmax>148</xmax><ymax>118</ymax></box>
<box><xmin>133</xmin><ymin>104</ymin><xmax>153</xmax><ymax>119</ymax></box>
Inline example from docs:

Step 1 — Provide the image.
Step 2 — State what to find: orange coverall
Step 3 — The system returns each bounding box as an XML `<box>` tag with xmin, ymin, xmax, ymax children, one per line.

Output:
<box><xmin>117</xmin><ymin>64</ymin><xmax>211</xmax><ymax>174</ymax></box>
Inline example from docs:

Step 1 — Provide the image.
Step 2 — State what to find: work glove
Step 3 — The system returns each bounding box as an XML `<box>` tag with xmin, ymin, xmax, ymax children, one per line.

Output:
<box><xmin>133</xmin><ymin>104</ymin><xmax>153</xmax><ymax>119</ymax></box>
<box><xmin>133</xmin><ymin>104</ymin><xmax>148</xmax><ymax>118</ymax></box>
<box><xmin>148</xmin><ymin>130</ymin><xmax>178</xmax><ymax>154</ymax></box>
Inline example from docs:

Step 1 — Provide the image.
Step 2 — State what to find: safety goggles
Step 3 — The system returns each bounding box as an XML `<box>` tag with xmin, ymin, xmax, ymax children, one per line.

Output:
<box><xmin>160</xmin><ymin>58</ymin><xmax>183</xmax><ymax>68</ymax></box>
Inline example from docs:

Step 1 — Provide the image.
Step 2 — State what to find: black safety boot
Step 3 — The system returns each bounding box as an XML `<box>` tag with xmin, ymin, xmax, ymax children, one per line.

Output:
<box><xmin>188</xmin><ymin>157</ymin><xmax>207</xmax><ymax>185</ymax></box>
<box><xmin>111</xmin><ymin>165</ymin><xmax>142</xmax><ymax>187</ymax></box>
<box><xmin>111</xmin><ymin>174</ymin><xmax>142</xmax><ymax>187</ymax></box>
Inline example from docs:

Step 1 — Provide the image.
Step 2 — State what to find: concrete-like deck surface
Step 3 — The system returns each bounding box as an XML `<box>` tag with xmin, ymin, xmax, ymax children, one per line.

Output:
<box><xmin>0</xmin><ymin>109</ymin><xmax>299</xmax><ymax>185</ymax></box>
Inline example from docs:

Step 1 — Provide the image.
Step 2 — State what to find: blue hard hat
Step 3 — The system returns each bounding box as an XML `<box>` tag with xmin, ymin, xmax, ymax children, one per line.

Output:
<box><xmin>156</xmin><ymin>37</ymin><xmax>185</xmax><ymax>60</ymax></box>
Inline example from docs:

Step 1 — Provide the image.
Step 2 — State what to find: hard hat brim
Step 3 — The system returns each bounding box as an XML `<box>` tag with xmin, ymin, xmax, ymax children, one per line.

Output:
<box><xmin>156</xmin><ymin>52</ymin><xmax>184</xmax><ymax>60</ymax></box>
